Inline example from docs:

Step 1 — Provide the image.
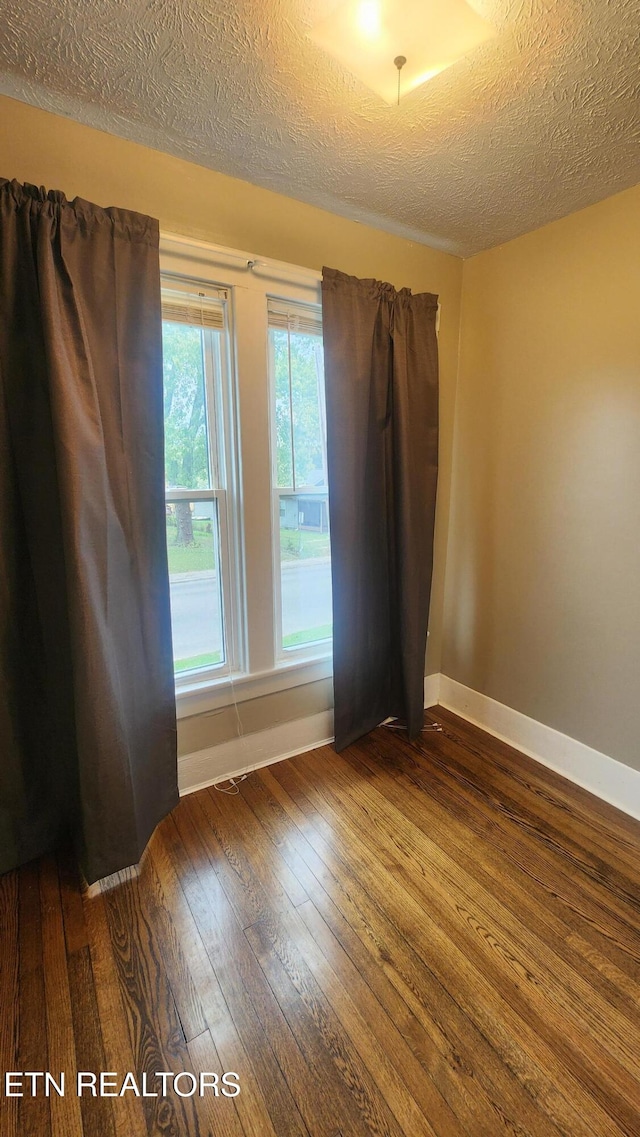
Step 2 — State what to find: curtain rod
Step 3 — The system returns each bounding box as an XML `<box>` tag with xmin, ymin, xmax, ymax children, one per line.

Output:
<box><xmin>160</xmin><ymin>233</ymin><xmax>440</xmax><ymax>331</ymax></box>
<box><xmin>160</xmin><ymin>231</ymin><xmax>322</xmax><ymax>288</ymax></box>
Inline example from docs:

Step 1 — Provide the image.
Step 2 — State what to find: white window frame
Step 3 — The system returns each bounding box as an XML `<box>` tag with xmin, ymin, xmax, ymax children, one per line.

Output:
<box><xmin>271</xmin><ymin>484</ymin><xmax>331</xmax><ymax>661</ymax></box>
<box><xmin>162</xmin><ymin>277</ymin><xmax>245</xmax><ymax>689</ymax></box>
<box><xmin>160</xmin><ymin>235</ymin><xmax>333</xmax><ymax>719</ymax></box>
<box><xmin>266</xmin><ymin>299</ymin><xmax>331</xmax><ymax>662</ymax></box>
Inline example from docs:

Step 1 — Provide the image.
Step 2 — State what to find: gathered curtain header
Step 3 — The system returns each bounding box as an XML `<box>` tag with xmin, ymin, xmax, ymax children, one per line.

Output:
<box><xmin>321</xmin><ymin>265</ymin><xmax>438</xmax><ymax>313</ymax></box>
<box><xmin>0</xmin><ymin>178</ymin><xmax>159</xmax><ymax>246</ymax></box>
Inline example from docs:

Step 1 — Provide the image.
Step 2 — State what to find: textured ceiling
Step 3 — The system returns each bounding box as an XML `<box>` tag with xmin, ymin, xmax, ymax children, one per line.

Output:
<box><xmin>1</xmin><ymin>0</ymin><xmax>639</xmax><ymax>256</ymax></box>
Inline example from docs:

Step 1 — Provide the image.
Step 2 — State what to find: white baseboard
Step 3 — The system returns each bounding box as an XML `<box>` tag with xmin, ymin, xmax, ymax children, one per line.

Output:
<box><xmin>180</xmin><ymin>674</ymin><xmax>640</xmax><ymax>823</ymax></box>
<box><xmin>435</xmin><ymin>674</ymin><xmax>640</xmax><ymax>824</ymax></box>
<box><xmin>178</xmin><ymin>710</ymin><xmax>334</xmax><ymax>795</ymax></box>
<box><xmin>180</xmin><ymin>678</ymin><xmax>440</xmax><ymax>796</ymax></box>
<box><xmin>181</xmin><ymin>677</ymin><xmax>443</xmax><ymax>795</ymax></box>
<box><xmin>423</xmin><ymin>672</ymin><xmax>441</xmax><ymax>709</ymax></box>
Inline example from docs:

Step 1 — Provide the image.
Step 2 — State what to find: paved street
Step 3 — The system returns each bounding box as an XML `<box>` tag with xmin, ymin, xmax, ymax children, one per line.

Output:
<box><xmin>169</xmin><ymin>576</ymin><xmax>223</xmax><ymax>659</ymax></box>
<box><xmin>169</xmin><ymin>559</ymin><xmax>332</xmax><ymax>662</ymax></box>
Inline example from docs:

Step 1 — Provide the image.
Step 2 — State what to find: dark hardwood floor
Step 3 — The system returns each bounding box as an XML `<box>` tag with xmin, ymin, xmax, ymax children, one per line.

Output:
<box><xmin>2</xmin><ymin>706</ymin><xmax>640</xmax><ymax>1137</ymax></box>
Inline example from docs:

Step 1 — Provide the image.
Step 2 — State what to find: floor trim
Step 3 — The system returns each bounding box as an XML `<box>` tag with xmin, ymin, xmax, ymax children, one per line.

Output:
<box><xmin>432</xmin><ymin>674</ymin><xmax>640</xmax><ymax>823</ymax></box>
<box><xmin>423</xmin><ymin>672</ymin><xmax>441</xmax><ymax>711</ymax></box>
<box><xmin>178</xmin><ymin>710</ymin><xmax>334</xmax><ymax>795</ymax></box>
<box><xmin>178</xmin><ymin>676</ymin><xmax>442</xmax><ymax>795</ymax></box>
<box><xmin>181</xmin><ymin>672</ymin><xmax>640</xmax><ymax>823</ymax></box>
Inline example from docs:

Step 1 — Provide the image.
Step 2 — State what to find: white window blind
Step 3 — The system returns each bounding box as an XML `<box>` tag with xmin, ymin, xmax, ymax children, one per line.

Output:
<box><xmin>267</xmin><ymin>298</ymin><xmax>322</xmax><ymax>337</ymax></box>
<box><xmin>161</xmin><ymin>286</ymin><xmax>226</xmax><ymax>329</ymax></box>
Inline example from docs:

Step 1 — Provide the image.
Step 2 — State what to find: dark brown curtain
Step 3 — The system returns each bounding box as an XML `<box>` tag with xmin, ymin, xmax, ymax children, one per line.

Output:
<box><xmin>322</xmin><ymin>267</ymin><xmax>439</xmax><ymax>751</ymax></box>
<box><xmin>0</xmin><ymin>179</ymin><xmax>178</xmax><ymax>884</ymax></box>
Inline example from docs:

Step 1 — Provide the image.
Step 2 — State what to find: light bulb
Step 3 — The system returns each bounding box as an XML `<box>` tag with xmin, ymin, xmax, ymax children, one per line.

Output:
<box><xmin>356</xmin><ymin>0</ymin><xmax>382</xmax><ymax>39</ymax></box>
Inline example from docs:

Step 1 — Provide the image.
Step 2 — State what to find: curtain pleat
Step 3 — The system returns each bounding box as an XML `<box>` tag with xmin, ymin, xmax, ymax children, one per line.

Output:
<box><xmin>321</xmin><ymin>267</ymin><xmax>439</xmax><ymax>751</ymax></box>
<box><xmin>0</xmin><ymin>179</ymin><xmax>178</xmax><ymax>883</ymax></box>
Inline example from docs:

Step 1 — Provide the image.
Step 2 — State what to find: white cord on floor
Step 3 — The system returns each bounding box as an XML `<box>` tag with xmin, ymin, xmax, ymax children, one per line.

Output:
<box><xmin>382</xmin><ymin>718</ymin><xmax>443</xmax><ymax>733</ymax></box>
<box><xmin>213</xmin><ymin>773</ymin><xmax>249</xmax><ymax>795</ymax></box>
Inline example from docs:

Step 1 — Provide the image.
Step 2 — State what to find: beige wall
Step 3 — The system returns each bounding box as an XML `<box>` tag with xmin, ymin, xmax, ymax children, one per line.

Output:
<box><xmin>0</xmin><ymin>96</ymin><xmax>462</xmax><ymax>754</ymax></box>
<box><xmin>445</xmin><ymin>183</ymin><xmax>640</xmax><ymax>771</ymax></box>
<box><xmin>4</xmin><ymin>98</ymin><xmax>639</xmax><ymax>772</ymax></box>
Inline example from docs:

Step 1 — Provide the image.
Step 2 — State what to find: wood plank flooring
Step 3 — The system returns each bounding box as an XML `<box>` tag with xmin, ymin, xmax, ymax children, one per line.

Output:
<box><xmin>2</xmin><ymin>706</ymin><xmax>640</xmax><ymax>1136</ymax></box>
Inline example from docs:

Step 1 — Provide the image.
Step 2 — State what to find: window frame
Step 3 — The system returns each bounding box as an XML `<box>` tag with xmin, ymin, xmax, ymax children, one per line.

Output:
<box><xmin>266</xmin><ymin>302</ymin><xmax>331</xmax><ymax>662</ymax></box>
<box><xmin>161</xmin><ymin>276</ymin><xmax>245</xmax><ymax>689</ymax></box>
<box><xmin>160</xmin><ymin>236</ymin><xmax>333</xmax><ymax>720</ymax></box>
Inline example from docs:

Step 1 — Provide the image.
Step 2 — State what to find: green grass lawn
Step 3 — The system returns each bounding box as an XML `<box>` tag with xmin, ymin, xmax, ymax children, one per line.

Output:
<box><xmin>283</xmin><ymin>624</ymin><xmax>332</xmax><ymax>648</ymax></box>
<box><xmin>167</xmin><ymin>527</ymin><xmax>330</xmax><ymax>574</ymax></box>
<box><xmin>166</xmin><ymin>541</ymin><xmax>215</xmax><ymax>574</ymax></box>
<box><xmin>175</xmin><ymin>650</ymin><xmax>222</xmax><ymax>673</ymax></box>
<box><xmin>280</xmin><ymin>529</ymin><xmax>330</xmax><ymax>560</ymax></box>
<box><xmin>176</xmin><ymin>634</ymin><xmax>330</xmax><ymax>668</ymax></box>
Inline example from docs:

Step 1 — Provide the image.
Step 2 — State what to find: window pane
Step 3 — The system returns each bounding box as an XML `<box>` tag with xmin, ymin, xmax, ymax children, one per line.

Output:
<box><xmin>270</xmin><ymin>328</ymin><xmax>326</xmax><ymax>489</ymax></box>
<box><xmin>162</xmin><ymin>321</ymin><xmax>211</xmax><ymax>490</ymax></box>
<box><xmin>271</xmin><ymin>328</ymin><xmax>293</xmax><ymax>487</ymax></box>
<box><xmin>166</xmin><ymin>500</ymin><xmax>225</xmax><ymax>673</ymax></box>
<box><xmin>279</xmin><ymin>493</ymin><xmax>332</xmax><ymax>650</ymax></box>
<box><xmin>290</xmin><ymin>333</ymin><xmax>326</xmax><ymax>488</ymax></box>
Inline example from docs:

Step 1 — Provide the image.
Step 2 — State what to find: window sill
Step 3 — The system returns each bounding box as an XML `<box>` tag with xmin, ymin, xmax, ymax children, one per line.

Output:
<box><xmin>175</xmin><ymin>654</ymin><xmax>333</xmax><ymax>720</ymax></box>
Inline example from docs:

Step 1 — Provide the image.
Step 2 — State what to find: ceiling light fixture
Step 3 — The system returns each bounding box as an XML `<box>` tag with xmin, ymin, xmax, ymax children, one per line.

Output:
<box><xmin>394</xmin><ymin>55</ymin><xmax>406</xmax><ymax>106</ymax></box>
<box><xmin>310</xmin><ymin>0</ymin><xmax>497</xmax><ymax>105</ymax></box>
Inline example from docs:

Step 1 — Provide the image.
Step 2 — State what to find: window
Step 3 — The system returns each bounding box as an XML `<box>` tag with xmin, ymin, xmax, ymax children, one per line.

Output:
<box><xmin>162</xmin><ymin>280</ymin><xmax>241</xmax><ymax>681</ymax></box>
<box><xmin>268</xmin><ymin>299</ymin><xmax>332</xmax><ymax>655</ymax></box>
<box><xmin>159</xmin><ymin>238</ymin><xmax>332</xmax><ymax>715</ymax></box>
